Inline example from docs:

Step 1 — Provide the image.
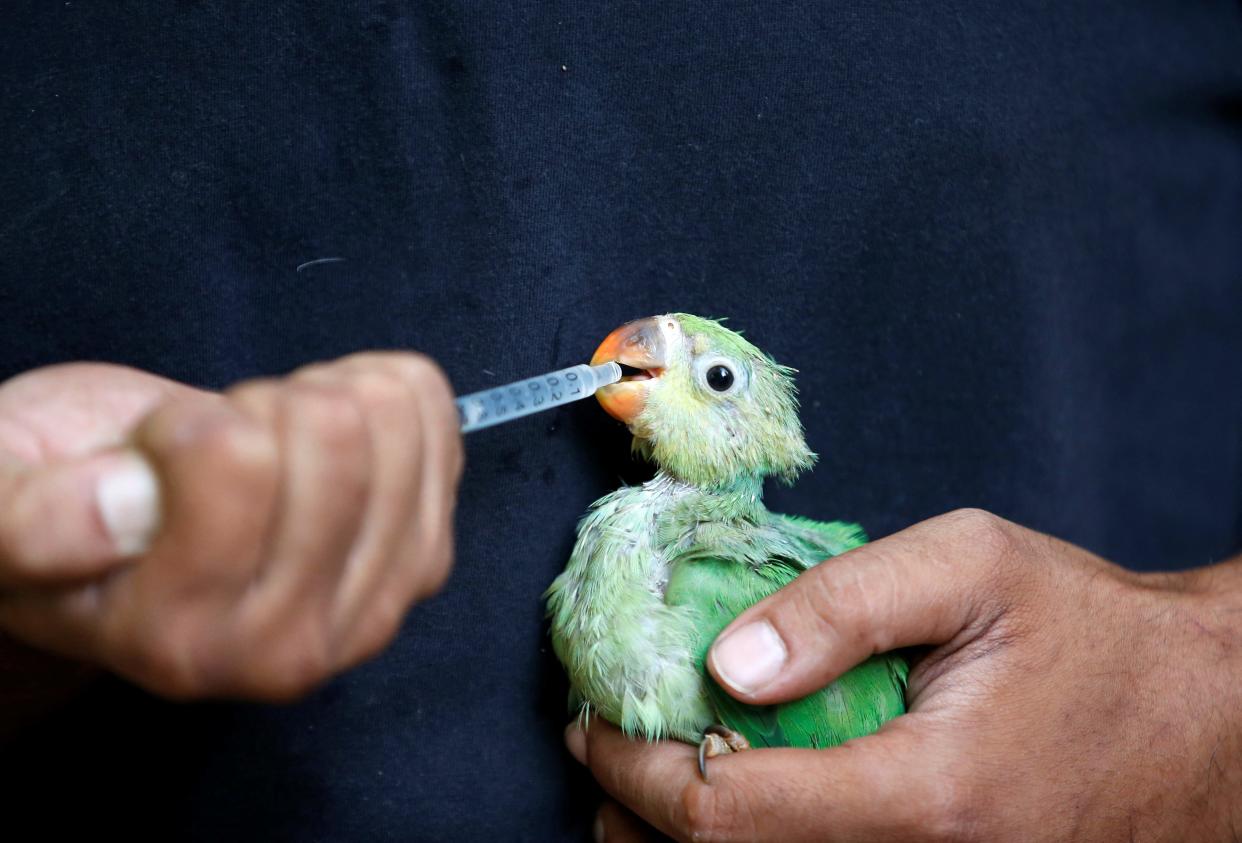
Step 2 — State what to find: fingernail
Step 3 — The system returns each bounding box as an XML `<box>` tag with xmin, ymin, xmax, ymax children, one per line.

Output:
<box><xmin>564</xmin><ymin>722</ymin><xmax>587</xmax><ymax>765</ymax></box>
<box><xmin>593</xmin><ymin>813</ymin><xmax>605</xmax><ymax>843</ymax></box>
<box><xmin>710</xmin><ymin>620</ymin><xmax>787</xmax><ymax>694</ymax></box>
<box><xmin>95</xmin><ymin>452</ymin><xmax>161</xmax><ymax>556</ymax></box>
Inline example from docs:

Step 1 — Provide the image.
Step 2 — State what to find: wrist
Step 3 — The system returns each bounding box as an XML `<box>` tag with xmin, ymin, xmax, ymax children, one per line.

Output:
<box><xmin>1200</xmin><ymin>553</ymin><xmax>1242</xmax><ymax>599</ymax></box>
<box><xmin>1169</xmin><ymin>555</ymin><xmax>1242</xmax><ymax>839</ymax></box>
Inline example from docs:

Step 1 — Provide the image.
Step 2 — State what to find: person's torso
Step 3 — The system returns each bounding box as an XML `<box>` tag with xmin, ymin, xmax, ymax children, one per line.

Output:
<box><xmin>2</xmin><ymin>3</ymin><xmax>1240</xmax><ymax>839</ymax></box>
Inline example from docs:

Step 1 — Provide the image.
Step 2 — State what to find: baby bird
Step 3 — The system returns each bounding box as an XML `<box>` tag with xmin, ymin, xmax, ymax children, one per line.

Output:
<box><xmin>546</xmin><ymin>314</ymin><xmax>907</xmax><ymax>776</ymax></box>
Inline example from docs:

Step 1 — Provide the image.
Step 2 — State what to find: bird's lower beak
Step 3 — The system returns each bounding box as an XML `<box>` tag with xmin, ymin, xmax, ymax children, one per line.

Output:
<box><xmin>590</xmin><ymin>317</ymin><xmax>667</xmax><ymax>424</ymax></box>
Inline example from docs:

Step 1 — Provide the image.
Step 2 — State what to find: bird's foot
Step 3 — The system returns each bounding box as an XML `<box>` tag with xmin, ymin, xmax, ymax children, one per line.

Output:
<box><xmin>697</xmin><ymin>725</ymin><xmax>751</xmax><ymax>782</ymax></box>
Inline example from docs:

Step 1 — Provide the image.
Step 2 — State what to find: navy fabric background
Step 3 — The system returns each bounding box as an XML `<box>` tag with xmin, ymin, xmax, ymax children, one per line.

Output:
<box><xmin>2</xmin><ymin>2</ymin><xmax>1240</xmax><ymax>840</ymax></box>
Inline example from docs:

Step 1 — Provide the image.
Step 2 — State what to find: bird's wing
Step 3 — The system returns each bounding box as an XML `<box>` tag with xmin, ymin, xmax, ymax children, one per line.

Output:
<box><xmin>765</xmin><ymin>514</ymin><xmax>868</xmax><ymax>564</ymax></box>
<box><xmin>665</xmin><ymin>518</ymin><xmax>906</xmax><ymax>748</ymax></box>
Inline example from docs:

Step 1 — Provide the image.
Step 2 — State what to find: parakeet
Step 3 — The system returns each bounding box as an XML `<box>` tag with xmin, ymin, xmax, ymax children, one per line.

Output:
<box><xmin>545</xmin><ymin>313</ymin><xmax>907</xmax><ymax>772</ymax></box>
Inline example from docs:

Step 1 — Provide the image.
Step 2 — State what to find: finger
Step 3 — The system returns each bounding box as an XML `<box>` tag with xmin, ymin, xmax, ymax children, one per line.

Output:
<box><xmin>0</xmin><ymin>449</ymin><xmax>159</xmax><ymax>585</ymax></box>
<box><xmin>576</xmin><ymin>717</ymin><xmax>942</xmax><ymax>843</ymax></box>
<box><xmin>312</xmin><ymin>355</ymin><xmax>423</xmax><ymax>636</ymax></box>
<box><xmin>393</xmin><ymin>350</ymin><xmax>462</xmax><ymax>602</ymax></box>
<box><xmin>233</xmin><ymin>376</ymin><xmax>371</xmax><ymax>623</ymax></box>
<box><xmin>0</xmin><ymin>582</ymin><xmax>115</xmax><ymax>664</ymax></box>
<box><xmin>321</xmin><ymin>353</ymin><xmax>461</xmax><ymax>666</ymax></box>
<box><xmin>597</xmin><ymin>799</ymin><xmax>668</xmax><ymax>843</ymax></box>
<box><xmin>706</xmin><ymin>508</ymin><xmax>1038</xmax><ymax>704</ymax></box>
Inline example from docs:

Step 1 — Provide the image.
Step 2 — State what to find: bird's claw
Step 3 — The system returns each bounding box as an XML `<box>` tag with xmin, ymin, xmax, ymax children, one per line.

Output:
<box><xmin>697</xmin><ymin>725</ymin><xmax>751</xmax><ymax>782</ymax></box>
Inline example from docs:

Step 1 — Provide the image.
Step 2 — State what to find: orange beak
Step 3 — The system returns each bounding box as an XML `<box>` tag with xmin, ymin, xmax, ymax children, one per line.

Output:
<box><xmin>590</xmin><ymin>317</ymin><xmax>667</xmax><ymax>424</ymax></box>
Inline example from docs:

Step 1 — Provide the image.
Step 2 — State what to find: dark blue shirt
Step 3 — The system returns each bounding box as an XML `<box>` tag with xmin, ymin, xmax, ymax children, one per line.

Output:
<box><xmin>2</xmin><ymin>2</ymin><xmax>1240</xmax><ymax>839</ymax></box>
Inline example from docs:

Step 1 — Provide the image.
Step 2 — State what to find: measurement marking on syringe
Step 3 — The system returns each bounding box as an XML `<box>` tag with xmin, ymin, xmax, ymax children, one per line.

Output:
<box><xmin>455</xmin><ymin>362</ymin><xmax>622</xmax><ymax>434</ymax></box>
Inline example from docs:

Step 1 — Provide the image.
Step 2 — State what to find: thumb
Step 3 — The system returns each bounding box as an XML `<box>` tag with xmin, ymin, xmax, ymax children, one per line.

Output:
<box><xmin>0</xmin><ymin>449</ymin><xmax>161</xmax><ymax>585</ymax></box>
<box><xmin>706</xmin><ymin>508</ymin><xmax>1026</xmax><ymax>704</ymax></box>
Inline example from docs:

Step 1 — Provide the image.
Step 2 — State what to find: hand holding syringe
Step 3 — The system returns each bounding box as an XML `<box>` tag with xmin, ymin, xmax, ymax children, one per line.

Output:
<box><xmin>456</xmin><ymin>361</ymin><xmax>623</xmax><ymax>433</ymax></box>
<box><xmin>0</xmin><ymin>351</ymin><xmax>609</xmax><ymax>703</ymax></box>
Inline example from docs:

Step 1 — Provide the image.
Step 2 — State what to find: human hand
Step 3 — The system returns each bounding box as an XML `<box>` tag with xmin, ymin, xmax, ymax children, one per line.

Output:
<box><xmin>568</xmin><ymin>509</ymin><xmax>1242</xmax><ymax>842</ymax></box>
<box><xmin>0</xmin><ymin>354</ymin><xmax>462</xmax><ymax>700</ymax></box>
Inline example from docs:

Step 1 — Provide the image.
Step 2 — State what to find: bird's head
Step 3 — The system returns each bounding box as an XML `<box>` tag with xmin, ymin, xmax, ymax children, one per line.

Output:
<box><xmin>590</xmin><ymin>313</ymin><xmax>815</xmax><ymax>489</ymax></box>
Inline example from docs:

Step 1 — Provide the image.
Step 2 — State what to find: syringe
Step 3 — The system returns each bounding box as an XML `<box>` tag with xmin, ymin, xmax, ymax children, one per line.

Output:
<box><xmin>456</xmin><ymin>361</ymin><xmax>623</xmax><ymax>433</ymax></box>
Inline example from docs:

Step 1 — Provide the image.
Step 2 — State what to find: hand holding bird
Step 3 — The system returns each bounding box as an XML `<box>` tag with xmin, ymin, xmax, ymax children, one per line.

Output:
<box><xmin>568</xmin><ymin>509</ymin><xmax>1242</xmax><ymax>843</ymax></box>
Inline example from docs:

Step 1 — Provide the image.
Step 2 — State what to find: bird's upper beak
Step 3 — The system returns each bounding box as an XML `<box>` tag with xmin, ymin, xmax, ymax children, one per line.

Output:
<box><xmin>590</xmin><ymin>317</ymin><xmax>667</xmax><ymax>424</ymax></box>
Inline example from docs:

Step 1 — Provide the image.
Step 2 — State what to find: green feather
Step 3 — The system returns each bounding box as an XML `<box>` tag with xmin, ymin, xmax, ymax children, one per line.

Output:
<box><xmin>664</xmin><ymin>520</ymin><xmax>907</xmax><ymax>749</ymax></box>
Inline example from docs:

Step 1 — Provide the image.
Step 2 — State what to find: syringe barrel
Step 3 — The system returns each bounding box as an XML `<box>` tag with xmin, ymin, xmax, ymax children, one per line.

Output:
<box><xmin>456</xmin><ymin>361</ymin><xmax>622</xmax><ymax>433</ymax></box>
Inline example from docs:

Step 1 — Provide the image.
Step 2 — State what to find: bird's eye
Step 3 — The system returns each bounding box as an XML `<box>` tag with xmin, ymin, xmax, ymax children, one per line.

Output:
<box><xmin>705</xmin><ymin>364</ymin><xmax>734</xmax><ymax>392</ymax></box>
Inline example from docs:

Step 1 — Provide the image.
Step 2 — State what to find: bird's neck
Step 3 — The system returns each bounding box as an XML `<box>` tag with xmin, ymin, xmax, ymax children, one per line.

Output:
<box><xmin>653</xmin><ymin>469</ymin><xmax>765</xmax><ymax>521</ymax></box>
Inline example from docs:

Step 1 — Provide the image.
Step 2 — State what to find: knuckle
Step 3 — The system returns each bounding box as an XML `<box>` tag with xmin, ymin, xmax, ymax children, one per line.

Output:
<box><xmin>347</xmin><ymin>351</ymin><xmax>443</xmax><ymax>391</ymax></box>
<box><xmin>394</xmin><ymin>355</ymin><xmax>459</xmax><ymax>424</ymax></box>
<box><xmin>138</xmin><ymin>400</ymin><xmax>206</xmax><ymax>453</ymax></box>
<box><xmin>288</xmin><ymin>361</ymin><xmax>335</xmax><ymax>384</ymax></box>
<box><xmin>227</xmin><ymin>378</ymin><xmax>282</xmax><ymax>414</ymax></box>
<box><xmin>941</xmin><ymin>508</ymin><xmax>1016</xmax><ymax>572</ymax></box>
<box><xmin>127</xmin><ymin>622</ymin><xmax>207</xmax><ymax>700</ymax></box>
<box><xmin>347</xmin><ymin>369</ymin><xmax>412</xmax><ymax>416</ymax></box>
<box><xmin>397</xmin><ymin>352</ymin><xmax>449</xmax><ymax>392</ymax></box>
<box><xmin>350</xmin><ymin>594</ymin><xmax>407</xmax><ymax>665</ymax></box>
<box><xmin>794</xmin><ymin>564</ymin><xmax>860</xmax><ymax>645</ymax></box>
<box><xmin>411</xmin><ymin>543</ymin><xmax>454</xmax><ymax>601</ymax></box>
<box><xmin>370</xmin><ymin>591</ymin><xmax>407</xmax><ymax>642</ymax></box>
<box><xmin>792</xmin><ymin>572</ymin><xmax>838</xmax><ymax>629</ymax></box>
<box><xmin>214</xmin><ymin>421</ymin><xmax>274</xmax><ymax>470</ymax></box>
<box><xmin>160</xmin><ymin>405</ymin><xmax>275</xmax><ymax>477</ymax></box>
<box><xmin>350</xmin><ymin>353</ymin><xmax>460</xmax><ymax>455</ymax></box>
<box><xmin>677</xmin><ymin>780</ymin><xmax>741</xmax><ymax>843</ymax></box>
<box><xmin>288</xmin><ymin>383</ymin><xmax>368</xmax><ymax>447</ymax></box>
<box><xmin>444</xmin><ymin>425</ymin><xmax>465</xmax><ymax>484</ymax></box>
<box><xmin>256</xmin><ymin>630</ymin><xmax>335</xmax><ymax>702</ymax></box>
<box><xmin>224</xmin><ymin>380</ymin><xmax>285</xmax><ymax>435</ymax></box>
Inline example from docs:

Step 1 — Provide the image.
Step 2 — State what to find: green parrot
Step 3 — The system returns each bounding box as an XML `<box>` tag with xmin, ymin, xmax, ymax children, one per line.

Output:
<box><xmin>545</xmin><ymin>313</ymin><xmax>907</xmax><ymax>774</ymax></box>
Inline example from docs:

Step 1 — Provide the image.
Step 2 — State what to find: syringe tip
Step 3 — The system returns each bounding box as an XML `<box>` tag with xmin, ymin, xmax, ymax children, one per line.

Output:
<box><xmin>589</xmin><ymin>361</ymin><xmax>623</xmax><ymax>388</ymax></box>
